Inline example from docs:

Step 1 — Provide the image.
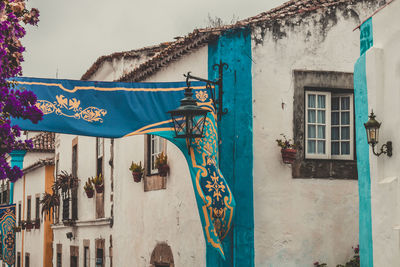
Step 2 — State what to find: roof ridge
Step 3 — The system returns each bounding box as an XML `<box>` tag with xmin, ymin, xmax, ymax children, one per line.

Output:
<box><xmin>81</xmin><ymin>42</ymin><xmax>173</xmax><ymax>81</ymax></box>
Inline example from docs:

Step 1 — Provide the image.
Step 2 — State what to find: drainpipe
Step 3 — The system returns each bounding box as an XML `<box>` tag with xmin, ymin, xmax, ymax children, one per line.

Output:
<box><xmin>9</xmin><ymin>150</ymin><xmax>26</xmax><ymax>204</ymax></box>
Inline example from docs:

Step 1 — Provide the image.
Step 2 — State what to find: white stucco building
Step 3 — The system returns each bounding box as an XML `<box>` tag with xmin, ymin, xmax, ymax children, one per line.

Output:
<box><xmin>7</xmin><ymin>0</ymin><xmax>390</xmax><ymax>266</ymax></box>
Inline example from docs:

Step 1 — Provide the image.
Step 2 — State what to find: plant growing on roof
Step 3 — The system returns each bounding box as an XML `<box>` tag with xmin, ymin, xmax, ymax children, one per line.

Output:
<box><xmin>92</xmin><ymin>173</ymin><xmax>104</xmax><ymax>193</ymax></box>
<box><xmin>40</xmin><ymin>190</ymin><xmax>59</xmax><ymax>220</ymax></box>
<box><xmin>276</xmin><ymin>134</ymin><xmax>297</xmax><ymax>164</ymax></box>
<box><xmin>83</xmin><ymin>178</ymin><xmax>94</xmax><ymax>198</ymax></box>
<box><xmin>155</xmin><ymin>152</ymin><xmax>169</xmax><ymax>177</ymax></box>
<box><xmin>129</xmin><ymin>161</ymin><xmax>144</xmax><ymax>183</ymax></box>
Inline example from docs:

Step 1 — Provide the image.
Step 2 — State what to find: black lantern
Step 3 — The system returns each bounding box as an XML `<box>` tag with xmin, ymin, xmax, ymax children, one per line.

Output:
<box><xmin>364</xmin><ymin>110</ymin><xmax>392</xmax><ymax>157</ymax></box>
<box><xmin>168</xmin><ymin>84</ymin><xmax>208</xmax><ymax>152</ymax></box>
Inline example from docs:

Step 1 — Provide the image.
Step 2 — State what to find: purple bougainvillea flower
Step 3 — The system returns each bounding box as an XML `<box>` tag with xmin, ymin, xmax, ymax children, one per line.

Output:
<box><xmin>0</xmin><ymin>0</ymin><xmax>42</xmax><ymax>182</ymax></box>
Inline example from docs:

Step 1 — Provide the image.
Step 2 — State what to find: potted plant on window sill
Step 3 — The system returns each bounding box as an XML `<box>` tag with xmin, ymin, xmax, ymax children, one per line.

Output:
<box><xmin>155</xmin><ymin>152</ymin><xmax>169</xmax><ymax>177</ymax></box>
<box><xmin>84</xmin><ymin>178</ymin><xmax>95</xmax><ymax>198</ymax></box>
<box><xmin>20</xmin><ymin>220</ymin><xmax>26</xmax><ymax>230</ymax></box>
<box><xmin>92</xmin><ymin>173</ymin><xmax>104</xmax><ymax>193</ymax></box>
<box><xmin>62</xmin><ymin>219</ymin><xmax>76</xmax><ymax>227</ymax></box>
<box><xmin>34</xmin><ymin>219</ymin><xmax>40</xmax><ymax>229</ymax></box>
<box><xmin>129</xmin><ymin>161</ymin><xmax>144</xmax><ymax>183</ymax></box>
<box><xmin>276</xmin><ymin>134</ymin><xmax>297</xmax><ymax>164</ymax></box>
<box><xmin>25</xmin><ymin>220</ymin><xmax>34</xmax><ymax>230</ymax></box>
<box><xmin>13</xmin><ymin>225</ymin><xmax>21</xmax><ymax>232</ymax></box>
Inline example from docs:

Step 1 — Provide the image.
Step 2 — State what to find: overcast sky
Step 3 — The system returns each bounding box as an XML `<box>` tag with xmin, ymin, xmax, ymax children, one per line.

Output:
<box><xmin>21</xmin><ymin>0</ymin><xmax>287</xmax><ymax>80</ymax></box>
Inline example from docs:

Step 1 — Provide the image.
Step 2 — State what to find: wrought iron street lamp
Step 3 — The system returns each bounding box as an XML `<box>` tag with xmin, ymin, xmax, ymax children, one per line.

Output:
<box><xmin>168</xmin><ymin>61</ymin><xmax>228</xmax><ymax>153</ymax></box>
<box><xmin>168</xmin><ymin>79</ymin><xmax>208</xmax><ymax>152</ymax></box>
<box><xmin>364</xmin><ymin>110</ymin><xmax>392</xmax><ymax>157</ymax></box>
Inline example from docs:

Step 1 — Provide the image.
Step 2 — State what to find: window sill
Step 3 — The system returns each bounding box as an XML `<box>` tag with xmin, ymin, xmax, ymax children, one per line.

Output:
<box><xmin>51</xmin><ymin>217</ymin><xmax>111</xmax><ymax>229</ymax></box>
<box><xmin>144</xmin><ymin>175</ymin><xmax>167</xmax><ymax>192</ymax></box>
<box><xmin>292</xmin><ymin>158</ymin><xmax>358</xmax><ymax>180</ymax></box>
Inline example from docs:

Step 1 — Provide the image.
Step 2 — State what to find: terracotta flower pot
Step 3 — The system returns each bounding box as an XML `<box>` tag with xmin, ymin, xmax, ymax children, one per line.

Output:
<box><xmin>85</xmin><ymin>189</ymin><xmax>94</xmax><ymax>198</ymax></box>
<box><xmin>95</xmin><ymin>184</ymin><xmax>104</xmax><ymax>194</ymax></box>
<box><xmin>158</xmin><ymin>164</ymin><xmax>169</xmax><ymax>177</ymax></box>
<box><xmin>281</xmin><ymin>148</ymin><xmax>297</xmax><ymax>164</ymax></box>
<box><xmin>132</xmin><ymin>171</ymin><xmax>142</xmax><ymax>183</ymax></box>
<box><xmin>26</xmin><ymin>222</ymin><xmax>33</xmax><ymax>230</ymax></box>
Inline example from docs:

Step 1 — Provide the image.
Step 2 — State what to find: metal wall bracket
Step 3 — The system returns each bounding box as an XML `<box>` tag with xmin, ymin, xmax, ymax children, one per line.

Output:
<box><xmin>183</xmin><ymin>60</ymin><xmax>228</xmax><ymax>121</ymax></box>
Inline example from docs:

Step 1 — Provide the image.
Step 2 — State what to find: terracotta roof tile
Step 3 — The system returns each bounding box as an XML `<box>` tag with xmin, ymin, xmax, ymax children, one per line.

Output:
<box><xmin>81</xmin><ymin>43</ymin><xmax>173</xmax><ymax>81</ymax></box>
<box><xmin>116</xmin><ymin>0</ymin><xmax>374</xmax><ymax>82</ymax></box>
<box><xmin>22</xmin><ymin>158</ymin><xmax>54</xmax><ymax>174</ymax></box>
<box><xmin>29</xmin><ymin>132</ymin><xmax>55</xmax><ymax>152</ymax></box>
<box><xmin>118</xmin><ymin>31</ymin><xmax>218</xmax><ymax>82</ymax></box>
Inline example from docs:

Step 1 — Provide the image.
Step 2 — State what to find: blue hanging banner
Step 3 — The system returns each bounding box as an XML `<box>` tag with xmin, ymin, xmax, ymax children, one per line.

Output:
<box><xmin>0</xmin><ymin>204</ymin><xmax>16</xmax><ymax>266</ymax></box>
<box><xmin>10</xmin><ymin>77</ymin><xmax>234</xmax><ymax>258</ymax></box>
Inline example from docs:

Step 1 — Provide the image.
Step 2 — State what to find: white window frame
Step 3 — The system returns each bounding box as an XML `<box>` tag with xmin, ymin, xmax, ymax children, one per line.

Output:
<box><xmin>149</xmin><ymin>135</ymin><xmax>165</xmax><ymax>175</ymax></box>
<box><xmin>305</xmin><ymin>91</ymin><xmax>354</xmax><ymax>160</ymax></box>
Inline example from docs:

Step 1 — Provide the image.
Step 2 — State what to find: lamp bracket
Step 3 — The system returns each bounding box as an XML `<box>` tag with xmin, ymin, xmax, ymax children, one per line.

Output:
<box><xmin>372</xmin><ymin>141</ymin><xmax>392</xmax><ymax>157</ymax></box>
<box><xmin>184</xmin><ymin>61</ymin><xmax>228</xmax><ymax>121</ymax></box>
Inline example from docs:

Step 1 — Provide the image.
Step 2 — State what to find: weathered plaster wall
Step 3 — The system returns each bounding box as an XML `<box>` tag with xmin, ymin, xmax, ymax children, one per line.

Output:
<box><xmin>364</xmin><ymin>1</ymin><xmax>400</xmax><ymax>266</ymax></box>
<box><xmin>251</xmin><ymin>3</ymin><xmax>380</xmax><ymax>266</ymax></box>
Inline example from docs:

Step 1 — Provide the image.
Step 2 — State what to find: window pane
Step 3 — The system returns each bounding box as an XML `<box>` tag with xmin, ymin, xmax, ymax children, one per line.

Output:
<box><xmin>317</xmin><ymin>141</ymin><xmax>325</xmax><ymax>154</ymax></box>
<box><xmin>341</xmin><ymin>127</ymin><xmax>350</xmax><ymax>140</ymax></box>
<box><xmin>341</xmin><ymin>112</ymin><xmax>350</xmax><ymax>125</ymax></box>
<box><xmin>332</xmin><ymin>97</ymin><xmax>339</xmax><ymax>110</ymax></box>
<box><xmin>341</xmin><ymin>142</ymin><xmax>350</xmax><ymax>155</ymax></box>
<box><xmin>308</xmin><ymin>141</ymin><xmax>316</xmax><ymax>154</ymax></box>
<box><xmin>317</xmin><ymin>110</ymin><xmax>325</xmax><ymax>123</ymax></box>
<box><xmin>331</xmin><ymin>112</ymin><xmax>339</xmax><ymax>125</ymax></box>
<box><xmin>308</xmin><ymin>94</ymin><xmax>316</xmax><ymax>108</ymax></box>
<box><xmin>332</xmin><ymin>142</ymin><xmax>340</xmax><ymax>155</ymax></box>
<box><xmin>317</xmin><ymin>125</ymin><xmax>325</xmax><ymax>139</ymax></box>
<box><xmin>331</xmin><ymin>127</ymin><xmax>339</xmax><ymax>140</ymax></box>
<box><xmin>308</xmin><ymin>125</ymin><xmax>316</xmax><ymax>138</ymax></box>
<box><xmin>308</xmin><ymin>110</ymin><xmax>316</xmax><ymax>123</ymax></box>
<box><xmin>341</xmin><ymin>97</ymin><xmax>350</xmax><ymax>110</ymax></box>
<box><xmin>317</xmin><ymin>95</ymin><xmax>325</xmax><ymax>108</ymax></box>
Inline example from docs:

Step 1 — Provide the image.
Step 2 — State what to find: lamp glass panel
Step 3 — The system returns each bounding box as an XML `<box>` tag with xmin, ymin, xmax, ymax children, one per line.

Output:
<box><xmin>171</xmin><ymin>115</ymin><xmax>186</xmax><ymax>137</ymax></box>
<box><xmin>366</xmin><ymin>127</ymin><xmax>379</xmax><ymax>144</ymax></box>
<box><xmin>192</xmin><ymin>114</ymin><xmax>207</xmax><ymax>137</ymax></box>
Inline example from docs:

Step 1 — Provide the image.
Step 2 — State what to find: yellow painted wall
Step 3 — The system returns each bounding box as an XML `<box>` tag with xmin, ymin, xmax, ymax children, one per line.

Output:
<box><xmin>43</xmin><ymin>165</ymin><xmax>54</xmax><ymax>267</ymax></box>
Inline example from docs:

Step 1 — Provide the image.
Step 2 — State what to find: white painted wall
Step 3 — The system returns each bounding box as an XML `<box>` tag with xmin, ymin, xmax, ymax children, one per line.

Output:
<box><xmin>251</xmin><ymin>4</ymin><xmax>378</xmax><ymax>266</ymax></box>
<box><xmin>52</xmin><ymin>133</ymin><xmax>113</xmax><ymax>267</ymax></box>
<box><xmin>365</xmin><ymin>1</ymin><xmax>400</xmax><ymax>266</ymax></box>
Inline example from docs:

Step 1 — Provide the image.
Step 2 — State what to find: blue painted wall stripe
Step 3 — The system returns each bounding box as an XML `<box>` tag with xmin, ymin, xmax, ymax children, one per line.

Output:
<box><xmin>355</xmin><ymin>17</ymin><xmax>374</xmax><ymax>267</ymax></box>
<box><xmin>9</xmin><ymin>150</ymin><xmax>26</xmax><ymax>204</ymax></box>
<box><xmin>354</xmin><ymin>54</ymin><xmax>374</xmax><ymax>266</ymax></box>
<box><xmin>208</xmin><ymin>28</ymin><xmax>254</xmax><ymax>267</ymax></box>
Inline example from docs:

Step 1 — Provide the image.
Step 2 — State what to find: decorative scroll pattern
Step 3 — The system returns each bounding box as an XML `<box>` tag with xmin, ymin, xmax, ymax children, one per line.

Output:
<box><xmin>191</xmin><ymin>115</ymin><xmax>234</xmax><ymax>246</ymax></box>
<box><xmin>0</xmin><ymin>205</ymin><xmax>16</xmax><ymax>265</ymax></box>
<box><xmin>35</xmin><ymin>95</ymin><xmax>107</xmax><ymax>123</ymax></box>
<box><xmin>195</xmin><ymin>90</ymin><xmax>208</xmax><ymax>102</ymax></box>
